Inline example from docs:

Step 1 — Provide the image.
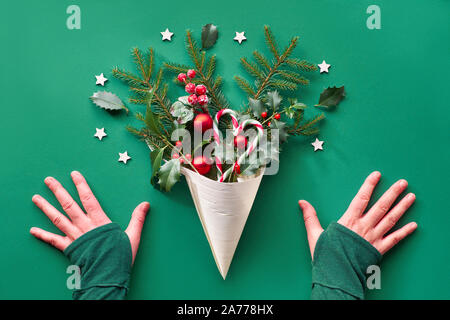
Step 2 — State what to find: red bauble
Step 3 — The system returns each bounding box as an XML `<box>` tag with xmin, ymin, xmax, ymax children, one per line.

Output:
<box><xmin>193</xmin><ymin>113</ymin><xmax>213</xmax><ymax>132</ymax></box>
<box><xmin>195</xmin><ymin>84</ymin><xmax>207</xmax><ymax>95</ymax></box>
<box><xmin>188</xmin><ymin>94</ymin><xmax>198</xmax><ymax>105</ymax></box>
<box><xmin>197</xmin><ymin>94</ymin><xmax>209</xmax><ymax>106</ymax></box>
<box><xmin>187</xmin><ymin>69</ymin><xmax>196</xmax><ymax>79</ymax></box>
<box><xmin>274</xmin><ymin>113</ymin><xmax>281</xmax><ymax>120</ymax></box>
<box><xmin>261</xmin><ymin>111</ymin><xmax>268</xmax><ymax>118</ymax></box>
<box><xmin>192</xmin><ymin>156</ymin><xmax>212</xmax><ymax>175</ymax></box>
<box><xmin>185</xmin><ymin>83</ymin><xmax>196</xmax><ymax>94</ymax></box>
<box><xmin>234</xmin><ymin>135</ymin><xmax>248</xmax><ymax>150</ymax></box>
<box><xmin>177</xmin><ymin>73</ymin><xmax>187</xmax><ymax>83</ymax></box>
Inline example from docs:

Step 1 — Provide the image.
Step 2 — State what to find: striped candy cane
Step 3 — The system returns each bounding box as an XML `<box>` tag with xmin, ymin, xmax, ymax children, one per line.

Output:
<box><xmin>213</xmin><ymin>109</ymin><xmax>264</xmax><ymax>182</ymax></box>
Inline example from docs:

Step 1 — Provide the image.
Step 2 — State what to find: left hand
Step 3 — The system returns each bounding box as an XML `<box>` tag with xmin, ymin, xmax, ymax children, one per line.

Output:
<box><xmin>30</xmin><ymin>171</ymin><xmax>150</xmax><ymax>264</ymax></box>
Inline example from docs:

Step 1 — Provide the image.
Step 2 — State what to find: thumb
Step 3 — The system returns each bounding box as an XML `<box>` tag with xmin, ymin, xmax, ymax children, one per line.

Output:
<box><xmin>125</xmin><ymin>201</ymin><xmax>150</xmax><ymax>264</ymax></box>
<box><xmin>298</xmin><ymin>200</ymin><xmax>323</xmax><ymax>259</ymax></box>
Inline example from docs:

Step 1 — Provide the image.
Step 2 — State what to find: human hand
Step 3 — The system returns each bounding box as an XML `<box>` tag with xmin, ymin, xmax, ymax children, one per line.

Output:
<box><xmin>299</xmin><ymin>171</ymin><xmax>417</xmax><ymax>258</ymax></box>
<box><xmin>30</xmin><ymin>171</ymin><xmax>150</xmax><ymax>264</ymax></box>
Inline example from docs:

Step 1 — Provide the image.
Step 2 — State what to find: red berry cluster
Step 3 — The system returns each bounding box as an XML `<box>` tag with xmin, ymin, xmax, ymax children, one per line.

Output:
<box><xmin>177</xmin><ymin>70</ymin><xmax>208</xmax><ymax>106</ymax></box>
<box><xmin>260</xmin><ymin>111</ymin><xmax>281</xmax><ymax>126</ymax></box>
<box><xmin>172</xmin><ymin>140</ymin><xmax>192</xmax><ymax>165</ymax></box>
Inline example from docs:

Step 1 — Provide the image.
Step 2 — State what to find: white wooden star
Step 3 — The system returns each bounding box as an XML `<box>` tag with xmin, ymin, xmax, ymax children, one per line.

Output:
<box><xmin>94</xmin><ymin>128</ymin><xmax>107</xmax><ymax>141</ymax></box>
<box><xmin>118</xmin><ymin>151</ymin><xmax>131</xmax><ymax>164</ymax></box>
<box><xmin>234</xmin><ymin>31</ymin><xmax>246</xmax><ymax>44</ymax></box>
<box><xmin>95</xmin><ymin>73</ymin><xmax>108</xmax><ymax>86</ymax></box>
<box><xmin>311</xmin><ymin>138</ymin><xmax>324</xmax><ymax>151</ymax></box>
<box><xmin>161</xmin><ymin>28</ymin><xmax>173</xmax><ymax>41</ymax></box>
<box><xmin>318</xmin><ymin>60</ymin><xmax>331</xmax><ymax>73</ymax></box>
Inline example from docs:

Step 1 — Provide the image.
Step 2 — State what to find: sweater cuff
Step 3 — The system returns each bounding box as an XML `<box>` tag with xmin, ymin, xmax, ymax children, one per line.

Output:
<box><xmin>64</xmin><ymin>223</ymin><xmax>132</xmax><ymax>299</ymax></box>
<box><xmin>312</xmin><ymin>222</ymin><xmax>382</xmax><ymax>299</ymax></box>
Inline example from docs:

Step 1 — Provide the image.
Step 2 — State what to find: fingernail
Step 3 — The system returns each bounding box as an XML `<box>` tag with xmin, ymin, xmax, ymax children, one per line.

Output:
<box><xmin>373</xmin><ymin>171</ymin><xmax>381</xmax><ymax>178</ymax></box>
<box><xmin>143</xmin><ymin>202</ymin><xmax>150</xmax><ymax>210</ymax></box>
<box><xmin>31</xmin><ymin>194</ymin><xmax>40</xmax><ymax>202</ymax></box>
<box><xmin>408</xmin><ymin>193</ymin><xmax>416</xmax><ymax>200</ymax></box>
<box><xmin>399</xmin><ymin>179</ymin><xmax>408</xmax><ymax>187</ymax></box>
<box><xmin>298</xmin><ymin>200</ymin><xmax>304</xmax><ymax>208</ymax></box>
<box><xmin>44</xmin><ymin>177</ymin><xmax>54</xmax><ymax>185</ymax></box>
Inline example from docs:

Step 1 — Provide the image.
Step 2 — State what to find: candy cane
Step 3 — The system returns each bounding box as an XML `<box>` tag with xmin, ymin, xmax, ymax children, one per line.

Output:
<box><xmin>213</xmin><ymin>109</ymin><xmax>264</xmax><ymax>182</ymax></box>
<box><xmin>213</xmin><ymin>109</ymin><xmax>239</xmax><ymax>179</ymax></box>
<box><xmin>219</xmin><ymin>119</ymin><xmax>264</xmax><ymax>182</ymax></box>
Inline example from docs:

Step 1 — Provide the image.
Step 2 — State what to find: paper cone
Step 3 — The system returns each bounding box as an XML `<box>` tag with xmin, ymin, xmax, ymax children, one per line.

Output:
<box><xmin>181</xmin><ymin>167</ymin><xmax>264</xmax><ymax>279</ymax></box>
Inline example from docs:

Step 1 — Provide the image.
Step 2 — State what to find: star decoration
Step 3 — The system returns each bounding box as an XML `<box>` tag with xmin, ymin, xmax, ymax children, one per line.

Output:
<box><xmin>311</xmin><ymin>138</ymin><xmax>324</xmax><ymax>151</ymax></box>
<box><xmin>161</xmin><ymin>28</ymin><xmax>173</xmax><ymax>41</ymax></box>
<box><xmin>233</xmin><ymin>31</ymin><xmax>247</xmax><ymax>44</ymax></box>
<box><xmin>118</xmin><ymin>151</ymin><xmax>131</xmax><ymax>164</ymax></box>
<box><xmin>94</xmin><ymin>128</ymin><xmax>107</xmax><ymax>141</ymax></box>
<box><xmin>318</xmin><ymin>60</ymin><xmax>331</xmax><ymax>73</ymax></box>
<box><xmin>95</xmin><ymin>73</ymin><xmax>108</xmax><ymax>86</ymax></box>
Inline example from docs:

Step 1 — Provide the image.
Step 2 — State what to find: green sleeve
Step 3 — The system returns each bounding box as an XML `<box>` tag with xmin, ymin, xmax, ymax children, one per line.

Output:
<box><xmin>63</xmin><ymin>223</ymin><xmax>132</xmax><ymax>300</ymax></box>
<box><xmin>311</xmin><ymin>222</ymin><xmax>382</xmax><ymax>300</ymax></box>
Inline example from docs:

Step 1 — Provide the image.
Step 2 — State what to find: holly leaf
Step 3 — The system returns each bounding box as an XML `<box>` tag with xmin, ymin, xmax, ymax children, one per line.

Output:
<box><xmin>150</xmin><ymin>147</ymin><xmax>166</xmax><ymax>186</ymax></box>
<box><xmin>90</xmin><ymin>91</ymin><xmax>128</xmax><ymax>113</ymax></box>
<box><xmin>145</xmin><ymin>104</ymin><xmax>163</xmax><ymax>135</ymax></box>
<box><xmin>158</xmin><ymin>159</ymin><xmax>181</xmax><ymax>192</ymax></box>
<box><xmin>248</xmin><ymin>98</ymin><xmax>266</xmax><ymax>117</ymax></box>
<box><xmin>315</xmin><ymin>86</ymin><xmax>345</xmax><ymax>108</ymax></box>
<box><xmin>266</xmin><ymin>91</ymin><xmax>282</xmax><ymax>110</ymax></box>
<box><xmin>201</xmin><ymin>24</ymin><xmax>219</xmax><ymax>49</ymax></box>
<box><xmin>270</xmin><ymin>119</ymin><xmax>288</xmax><ymax>143</ymax></box>
<box><xmin>284</xmin><ymin>101</ymin><xmax>307</xmax><ymax>119</ymax></box>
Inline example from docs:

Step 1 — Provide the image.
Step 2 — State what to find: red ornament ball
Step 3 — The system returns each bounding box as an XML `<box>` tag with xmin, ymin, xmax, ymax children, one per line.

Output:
<box><xmin>195</xmin><ymin>84</ymin><xmax>207</xmax><ymax>95</ymax></box>
<box><xmin>193</xmin><ymin>113</ymin><xmax>213</xmax><ymax>132</ymax></box>
<box><xmin>234</xmin><ymin>135</ymin><xmax>248</xmax><ymax>150</ymax></box>
<box><xmin>261</xmin><ymin>111</ymin><xmax>268</xmax><ymax>118</ymax></box>
<box><xmin>177</xmin><ymin>73</ymin><xmax>187</xmax><ymax>83</ymax></box>
<box><xmin>187</xmin><ymin>69</ymin><xmax>196</xmax><ymax>79</ymax></box>
<box><xmin>185</xmin><ymin>83</ymin><xmax>196</xmax><ymax>94</ymax></box>
<box><xmin>192</xmin><ymin>156</ymin><xmax>212</xmax><ymax>175</ymax></box>
<box><xmin>274</xmin><ymin>113</ymin><xmax>281</xmax><ymax>120</ymax></box>
<box><xmin>197</xmin><ymin>94</ymin><xmax>209</xmax><ymax>106</ymax></box>
<box><xmin>188</xmin><ymin>94</ymin><xmax>198</xmax><ymax>105</ymax></box>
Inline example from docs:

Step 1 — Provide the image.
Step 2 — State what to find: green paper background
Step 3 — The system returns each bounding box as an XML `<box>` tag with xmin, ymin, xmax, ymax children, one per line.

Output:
<box><xmin>1</xmin><ymin>0</ymin><xmax>449</xmax><ymax>299</ymax></box>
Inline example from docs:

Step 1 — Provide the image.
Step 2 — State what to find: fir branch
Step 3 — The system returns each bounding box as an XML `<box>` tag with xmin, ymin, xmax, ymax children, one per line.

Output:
<box><xmin>285</xmin><ymin>58</ymin><xmax>317</xmax><ymax>72</ymax></box>
<box><xmin>234</xmin><ymin>76</ymin><xmax>256</xmax><ymax>96</ymax></box>
<box><xmin>163</xmin><ymin>62</ymin><xmax>190</xmax><ymax>74</ymax></box>
<box><xmin>253</xmin><ymin>51</ymin><xmax>271</xmax><ymax>71</ymax></box>
<box><xmin>240</xmin><ymin>58</ymin><xmax>266</xmax><ymax>81</ymax></box>
<box><xmin>277</xmin><ymin>70</ymin><xmax>309</xmax><ymax>85</ymax></box>
<box><xmin>288</xmin><ymin>113</ymin><xmax>325</xmax><ymax>136</ymax></box>
<box><xmin>268</xmin><ymin>79</ymin><xmax>298</xmax><ymax>91</ymax></box>
<box><xmin>264</xmin><ymin>26</ymin><xmax>279</xmax><ymax>60</ymax></box>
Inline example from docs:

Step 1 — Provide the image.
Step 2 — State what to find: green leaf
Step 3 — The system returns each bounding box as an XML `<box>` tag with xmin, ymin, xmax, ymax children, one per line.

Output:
<box><xmin>158</xmin><ymin>159</ymin><xmax>181</xmax><ymax>192</ymax></box>
<box><xmin>315</xmin><ymin>86</ymin><xmax>346</xmax><ymax>108</ymax></box>
<box><xmin>201</xmin><ymin>24</ymin><xmax>218</xmax><ymax>49</ymax></box>
<box><xmin>248</xmin><ymin>98</ymin><xmax>266</xmax><ymax>117</ymax></box>
<box><xmin>285</xmin><ymin>100</ymin><xmax>307</xmax><ymax>118</ymax></box>
<box><xmin>90</xmin><ymin>91</ymin><xmax>128</xmax><ymax>112</ymax></box>
<box><xmin>150</xmin><ymin>147</ymin><xmax>166</xmax><ymax>186</ymax></box>
<box><xmin>270</xmin><ymin>119</ymin><xmax>288</xmax><ymax>142</ymax></box>
<box><xmin>266</xmin><ymin>90</ymin><xmax>282</xmax><ymax>110</ymax></box>
<box><xmin>170</xmin><ymin>101</ymin><xmax>194</xmax><ymax>124</ymax></box>
<box><xmin>145</xmin><ymin>104</ymin><xmax>162</xmax><ymax>135</ymax></box>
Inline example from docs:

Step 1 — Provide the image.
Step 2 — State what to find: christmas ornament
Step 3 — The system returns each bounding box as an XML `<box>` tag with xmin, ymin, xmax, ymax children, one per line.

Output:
<box><xmin>318</xmin><ymin>60</ymin><xmax>331</xmax><ymax>73</ymax></box>
<box><xmin>161</xmin><ymin>28</ymin><xmax>173</xmax><ymax>41</ymax></box>
<box><xmin>195</xmin><ymin>84</ymin><xmax>207</xmax><ymax>95</ymax></box>
<box><xmin>233</xmin><ymin>31</ymin><xmax>246</xmax><ymax>44</ymax></box>
<box><xmin>95</xmin><ymin>73</ymin><xmax>108</xmax><ymax>86</ymax></box>
<box><xmin>193</xmin><ymin>113</ymin><xmax>213</xmax><ymax>132</ymax></box>
<box><xmin>234</xmin><ymin>135</ymin><xmax>248</xmax><ymax>150</ymax></box>
<box><xmin>311</xmin><ymin>138</ymin><xmax>324</xmax><ymax>151</ymax></box>
<box><xmin>118</xmin><ymin>151</ymin><xmax>131</xmax><ymax>163</ymax></box>
<box><xmin>94</xmin><ymin>128</ymin><xmax>107</xmax><ymax>140</ymax></box>
<box><xmin>192</xmin><ymin>156</ymin><xmax>212</xmax><ymax>175</ymax></box>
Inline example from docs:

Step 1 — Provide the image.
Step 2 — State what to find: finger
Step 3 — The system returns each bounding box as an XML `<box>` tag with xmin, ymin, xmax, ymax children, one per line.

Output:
<box><xmin>298</xmin><ymin>200</ymin><xmax>323</xmax><ymax>259</ymax></box>
<box><xmin>374</xmin><ymin>193</ymin><xmax>416</xmax><ymax>237</ymax></box>
<box><xmin>44</xmin><ymin>177</ymin><xmax>91</xmax><ymax>229</ymax></box>
<box><xmin>32</xmin><ymin>195</ymin><xmax>82</xmax><ymax>240</ymax></box>
<box><xmin>30</xmin><ymin>227</ymin><xmax>71</xmax><ymax>251</ymax></box>
<box><xmin>71</xmin><ymin>171</ymin><xmax>111</xmax><ymax>226</ymax></box>
<box><xmin>377</xmin><ymin>222</ymin><xmax>417</xmax><ymax>254</ymax></box>
<box><xmin>364</xmin><ymin>179</ymin><xmax>408</xmax><ymax>226</ymax></box>
<box><xmin>345</xmin><ymin>171</ymin><xmax>381</xmax><ymax>218</ymax></box>
<box><xmin>125</xmin><ymin>202</ymin><xmax>150</xmax><ymax>263</ymax></box>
